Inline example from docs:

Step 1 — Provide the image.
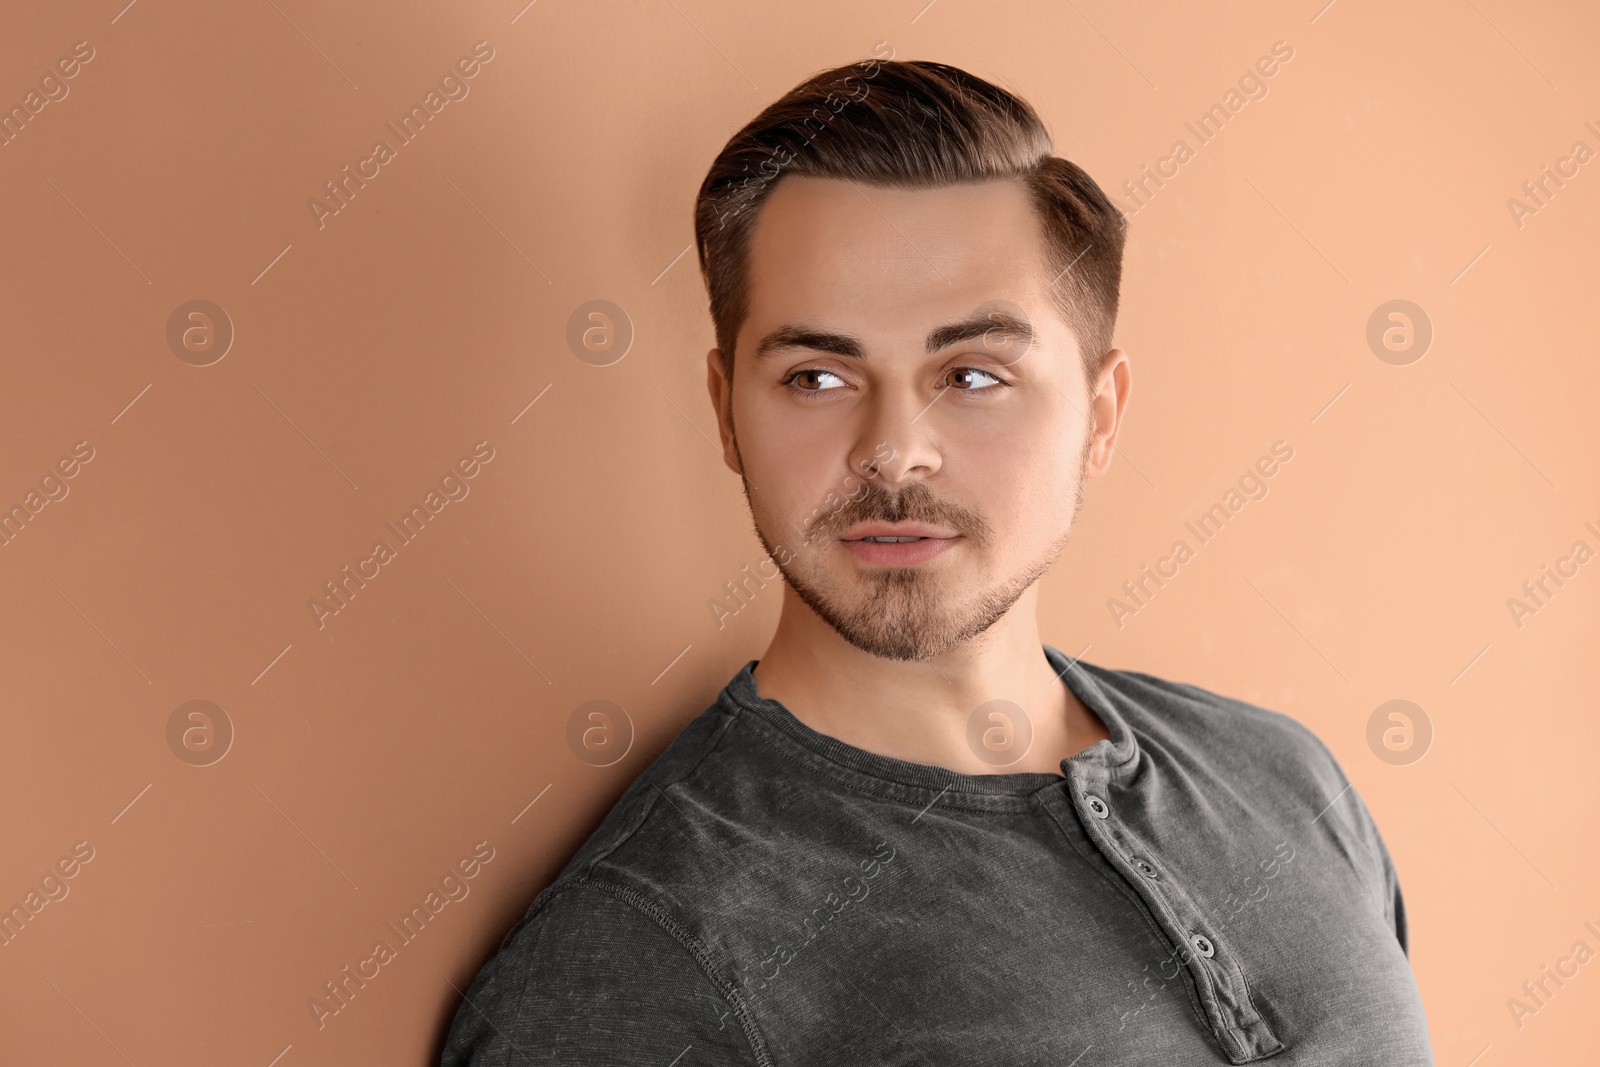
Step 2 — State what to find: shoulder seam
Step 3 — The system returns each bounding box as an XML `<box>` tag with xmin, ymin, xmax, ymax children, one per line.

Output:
<box><xmin>559</xmin><ymin>876</ymin><xmax>773</xmax><ymax>1067</ymax></box>
<box><xmin>578</xmin><ymin>703</ymin><xmax>744</xmax><ymax>877</ymax></box>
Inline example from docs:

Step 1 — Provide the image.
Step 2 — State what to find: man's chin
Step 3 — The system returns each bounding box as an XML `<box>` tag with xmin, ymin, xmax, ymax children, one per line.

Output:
<box><xmin>825</xmin><ymin>617</ymin><xmax>955</xmax><ymax>662</ymax></box>
<box><xmin>787</xmin><ymin>572</ymin><xmax>967</xmax><ymax>661</ymax></box>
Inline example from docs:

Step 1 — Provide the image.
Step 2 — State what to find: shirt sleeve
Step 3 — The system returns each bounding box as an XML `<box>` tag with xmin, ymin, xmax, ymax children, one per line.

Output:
<box><xmin>1344</xmin><ymin>781</ymin><xmax>1410</xmax><ymax>959</ymax></box>
<box><xmin>1367</xmin><ymin>795</ymin><xmax>1410</xmax><ymax>959</ymax></box>
<box><xmin>1287</xmin><ymin>720</ymin><xmax>1413</xmax><ymax>961</ymax></box>
<box><xmin>438</xmin><ymin>882</ymin><xmax>761</xmax><ymax>1066</ymax></box>
<box><xmin>1388</xmin><ymin>853</ymin><xmax>1410</xmax><ymax>959</ymax></box>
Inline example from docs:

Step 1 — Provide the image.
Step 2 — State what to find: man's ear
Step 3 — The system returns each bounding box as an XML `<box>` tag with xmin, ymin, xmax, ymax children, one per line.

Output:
<box><xmin>1085</xmin><ymin>348</ymin><xmax>1132</xmax><ymax>478</ymax></box>
<box><xmin>705</xmin><ymin>346</ymin><xmax>742</xmax><ymax>476</ymax></box>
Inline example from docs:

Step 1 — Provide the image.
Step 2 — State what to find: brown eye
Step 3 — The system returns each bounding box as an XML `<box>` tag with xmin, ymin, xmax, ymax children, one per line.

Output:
<box><xmin>943</xmin><ymin>367</ymin><xmax>1003</xmax><ymax>391</ymax></box>
<box><xmin>784</xmin><ymin>368</ymin><xmax>847</xmax><ymax>394</ymax></box>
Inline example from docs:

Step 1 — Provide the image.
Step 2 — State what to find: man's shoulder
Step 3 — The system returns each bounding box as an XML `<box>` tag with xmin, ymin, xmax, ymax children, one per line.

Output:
<box><xmin>536</xmin><ymin>681</ymin><xmax>789</xmax><ymax>913</ymax></box>
<box><xmin>1079</xmin><ymin>660</ymin><xmax>1397</xmax><ymax>888</ymax></box>
<box><xmin>1078</xmin><ymin>659</ymin><xmax>1349</xmax><ymax>789</ymax></box>
<box><xmin>439</xmin><ymin>688</ymin><xmax>777</xmax><ymax>1063</ymax></box>
<box><xmin>488</xmin><ymin>875</ymin><xmax>706</xmax><ymax>975</ymax></box>
<box><xmin>440</xmin><ymin>877</ymin><xmax>762</xmax><ymax>1065</ymax></box>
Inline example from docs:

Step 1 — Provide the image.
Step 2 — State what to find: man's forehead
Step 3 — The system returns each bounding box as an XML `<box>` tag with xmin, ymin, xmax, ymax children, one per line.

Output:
<box><xmin>739</xmin><ymin>176</ymin><xmax>1067</xmax><ymax>357</ymax></box>
<box><xmin>746</xmin><ymin>175</ymin><xmax>1047</xmax><ymax>287</ymax></box>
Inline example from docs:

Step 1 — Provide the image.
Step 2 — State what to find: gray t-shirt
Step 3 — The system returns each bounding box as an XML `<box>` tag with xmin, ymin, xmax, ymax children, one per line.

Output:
<box><xmin>439</xmin><ymin>646</ymin><xmax>1433</xmax><ymax>1065</ymax></box>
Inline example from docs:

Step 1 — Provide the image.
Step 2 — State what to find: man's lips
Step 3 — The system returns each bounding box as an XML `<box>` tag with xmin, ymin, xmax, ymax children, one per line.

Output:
<box><xmin>837</xmin><ymin>522</ymin><xmax>959</xmax><ymax>541</ymax></box>
<box><xmin>835</xmin><ymin>522</ymin><xmax>960</xmax><ymax>566</ymax></box>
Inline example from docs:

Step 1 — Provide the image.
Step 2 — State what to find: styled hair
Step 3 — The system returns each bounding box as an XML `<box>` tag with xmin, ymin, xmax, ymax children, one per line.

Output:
<box><xmin>693</xmin><ymin>56</ymin><xmax>1127</xmax><ymax>387</ymax></box>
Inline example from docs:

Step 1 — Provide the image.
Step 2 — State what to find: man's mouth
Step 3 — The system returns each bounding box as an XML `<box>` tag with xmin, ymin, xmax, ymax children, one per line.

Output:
<box><xmin>837</xmin><ymin>521</ymin><xmax>960</xmax><ymax>542</ymax></box>
<box><xmin>835</xmin><ymin>523</ymin><xmax>960</xmax><ymax>565</ymax></box>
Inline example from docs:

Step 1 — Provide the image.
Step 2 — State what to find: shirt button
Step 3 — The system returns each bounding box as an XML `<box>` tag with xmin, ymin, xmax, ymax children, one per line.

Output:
<box><xmin>1191</xmin><ymin>934</ymin><xmax>1215</xmax><ymax>958</ymax></box>
<box><xmin>1084</xmin><ymin>794</ymin><xmax>1109</xmax><ymax>818</ymax></box>
<box><xmin>1135</xmin><ymin>859</ymin><xmax>1158</xmax><ymax>879</ymax></box>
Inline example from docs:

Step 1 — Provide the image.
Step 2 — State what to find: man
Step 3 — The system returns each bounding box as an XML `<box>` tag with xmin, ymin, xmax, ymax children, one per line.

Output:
<box><xmin>440</xmin><ymin>57</ymin><xmax>1433</xmax><ymax>1065</ymax></box>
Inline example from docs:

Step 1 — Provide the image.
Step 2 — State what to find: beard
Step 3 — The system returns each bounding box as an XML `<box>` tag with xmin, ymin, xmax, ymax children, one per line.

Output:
<box><xmin>738</xmin><ymin>430</ymin><xmax>1094</xmax><ymax>662</ymax></box>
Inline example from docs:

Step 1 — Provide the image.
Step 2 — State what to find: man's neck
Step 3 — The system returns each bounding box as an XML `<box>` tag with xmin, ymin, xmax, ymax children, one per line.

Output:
<box><xmin>749</xmin><ymin>583</ymin><xmax>1108</xmax><ymax>776</ymax></box>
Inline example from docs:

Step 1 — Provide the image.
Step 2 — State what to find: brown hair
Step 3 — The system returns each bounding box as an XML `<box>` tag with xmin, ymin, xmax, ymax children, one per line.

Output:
<box><xmin>693</xmin><ymin>56</ymin><xmax>1127</xmax><ymax>387</ymax></box>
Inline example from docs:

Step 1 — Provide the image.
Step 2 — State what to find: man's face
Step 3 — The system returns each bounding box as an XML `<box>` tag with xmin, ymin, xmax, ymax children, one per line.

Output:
<box><xmin>707</xmin><ymin>175</ymin><xmax>1115</xmax><ymax>662</ymax></box>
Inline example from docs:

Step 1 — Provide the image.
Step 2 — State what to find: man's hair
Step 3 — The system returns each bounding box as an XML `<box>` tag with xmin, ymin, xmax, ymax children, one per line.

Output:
<box><xmin>693</xmin><ymin>57</ymin><xmax>1127</xmax><ymax>387</ymax></box>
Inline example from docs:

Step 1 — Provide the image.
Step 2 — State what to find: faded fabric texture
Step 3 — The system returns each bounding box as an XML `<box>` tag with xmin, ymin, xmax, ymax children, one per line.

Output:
<box><xmin>440</xmin><ymin>646</ymin><xmax>1433</xmax><ymax>1065</ymax></box>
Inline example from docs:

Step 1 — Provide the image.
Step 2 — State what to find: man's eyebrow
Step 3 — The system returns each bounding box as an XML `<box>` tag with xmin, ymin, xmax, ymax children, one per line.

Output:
<box><xmin>925</xmin><ymin>310</ymin><xmax>1035</xmax><ymax>355</ymax></box>
<box><xmin>754</xmin><ymin>325</ymin><xmax>865</xmax><ymax>362</ymax></box>
<box><xmin>753</xmin><ymin>309</ymin><xmax>1036</xmax><ymax>362</ymax></box>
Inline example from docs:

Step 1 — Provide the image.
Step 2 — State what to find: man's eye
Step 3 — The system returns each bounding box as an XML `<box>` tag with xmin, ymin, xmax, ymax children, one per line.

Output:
<box><xmin>784</xmin><ymin>369</ymin><xmax>848</xmax><ymax>393</ymax></box>
<box><xmin>943</xmin><ymin>367</ymin><xmax>1004</xmax><ymax>391</ymax></box>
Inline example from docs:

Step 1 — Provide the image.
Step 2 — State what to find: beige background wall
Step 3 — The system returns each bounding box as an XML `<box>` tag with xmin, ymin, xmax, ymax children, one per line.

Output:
<box><xmin>2</xmin><ymin>0</ymin><xmax>1595</xmax><ymax>1063</ymax></box>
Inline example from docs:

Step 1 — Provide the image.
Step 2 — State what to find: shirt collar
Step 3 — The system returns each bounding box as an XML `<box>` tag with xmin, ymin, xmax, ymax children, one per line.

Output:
<box><xmin>720</xmin><ymin>643</ymin><xmax>1139</xmax><ymax>803</ymax></box>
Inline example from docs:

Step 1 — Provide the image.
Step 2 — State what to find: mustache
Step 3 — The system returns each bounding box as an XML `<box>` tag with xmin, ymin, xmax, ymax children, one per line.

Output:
<box><xmin>809</xmin><ymin>481</ymin><xmax>990</xmax><ymax>545</ymax></box>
